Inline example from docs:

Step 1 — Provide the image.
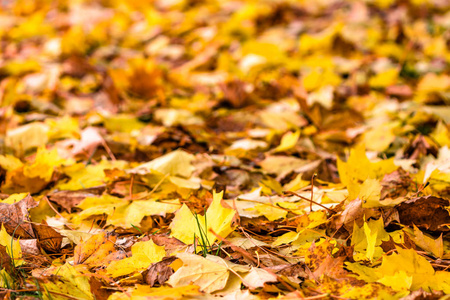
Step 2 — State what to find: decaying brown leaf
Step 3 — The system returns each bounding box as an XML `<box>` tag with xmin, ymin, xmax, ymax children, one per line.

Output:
<box><xmin>143</xmin><ymin>256</ymin><xmax>177</xmax><ymax>286</ymax></box>
<box><xmin>0</xmin><ymin>194</ymin><xmax>37</xmax><ymax>238</ymax></box>
<box><xmin>396</xmin><ymin>196</ymin><xmax>450</xmax><ymax>232</ymax></box>
<box><xmin>32</xmin><ymin>220</ymin><xmax>63</xmax><ymax>253</ymax></box>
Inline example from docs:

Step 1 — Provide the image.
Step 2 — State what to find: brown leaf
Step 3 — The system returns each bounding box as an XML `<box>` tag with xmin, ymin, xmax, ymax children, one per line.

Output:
<box><xmin>332</xmin><ymin>198</ymin><xmax>379</xmax><ymax>232</ymax></box>
<box><xmin>403</xmin><ymin>135</ymin><xmax>438</xmax><ymax>160</ymax></box>
<box><xmin>274</xmin><ymin>263</ymin><xmax>308</xmax><ymax>283</ymax></box>
<box><xmin>400</xmin><ymin>288</ymin><xmax>444</xmax><ymax>300</ymax></box>
<box><xmin>386</xmin><ymin>85</ymin><xmax>413</xmax><ymax>98</ymax></box>
<box><xmin>219</xmin><ymin>79</ymin><xmax>252</xmax><ymax>108</ymax></box>
<box><xmin>31</xmin><ymin>220</ymin><xmax>63</xmax><ymax>253</ymax></box>
<box><xmin>20</xmin><ymin>239</ymin><xmax>49</xmax><ymax>268</ymax></box>
<box><xmin>0</xmin><ymin>245</ymin><xmax>12</xmax><ymax>273</ymax></box>
<box><xmin>380</xmin><ymin>168</ymin><xmax>412</xmax><ymax>200</ymax></box>
<box><xmin>62</xmin><ymin>55</ymin><xmax>96</xmax><ymax>78</ymax></box>
<box><xmin>0</xmin><ymin>194</ymin><xmax>37</xmax><ymax>238</ymax></box>
<box><xmin>48</xmin><ymin>187</ymin><xmax>105</xmax><ymax>212</ymax></box>
<box><xmin>143</xmin><ymin>256</ymin><xmax>177</xmax><ymax>286</ymax></box>
<box><xmin>89</xmin><ymin>277</ymin><xmax>113</xmax><ymax>300</ymax></box>
<box><xmin>313</xmin><ymin>255</ymin><xmax>348</xmax><ymax>280</ymax></box>
<box><xmin>396</xmin><ymin>196</ymin><xmax>450</xmax><ymax>232</ymax></box>
<box><xmin>151</xmin><ymin>234</ymin><xmax>186</xmax><ymax>255</ymax></box>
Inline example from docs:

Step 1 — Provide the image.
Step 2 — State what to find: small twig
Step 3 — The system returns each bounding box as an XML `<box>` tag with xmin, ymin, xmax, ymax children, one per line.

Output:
<box><xmin>284</xmin><ymin>191</ymin><xmax>336</xmax><ymax>214</ymax></box>
<box><xmin>209</xmin><ymin>229</ymin><xmax>260</xmax><ymax>265</ymax></box>
<box><xmin>148</xmin><ymin>174</ymin><xmax>169</xmax><ymax>197</ymax></box>
<box><xmin>44</xmin><ymin>196</ymin><xmax>75</xmax><ymax>230</ymax></box>
<box><xmin>101</xmin><ymin>139</ymin><xmax>116</xmax><ymax>161</ymax></box>
<box><xmin>129</xmin><ymin>174</ymin><xmax>135</xmax><ymax>200</ymax></box>
<box><xmin>310</xmin><ymin>173</ymin><xmax>316</xmax><ymax>212</ymax></box>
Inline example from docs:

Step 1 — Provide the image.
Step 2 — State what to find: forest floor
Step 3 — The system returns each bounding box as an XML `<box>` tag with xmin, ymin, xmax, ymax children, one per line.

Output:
<box><xmin>0</xmin><ymin>0</ymin><xmax>449</xmax><ymax>299</ymax></box>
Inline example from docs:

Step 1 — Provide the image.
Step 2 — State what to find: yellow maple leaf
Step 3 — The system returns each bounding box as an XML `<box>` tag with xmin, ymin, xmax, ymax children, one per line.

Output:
<box><xmin>273</xmin><ymin>131</ymin><xmax>300</xmax><ymax>153</ymax></box>
<box><xmin>103</xmin><ymin>114</ymin><xmax>146</xmax><ymax>134</ymax></box>
<box><xmin>106</xmin><ymin>240</ymin><xmax>165</xmax><ymax>277</ymax></box>
<box><xmin>73</xmin><ymin>232</ymin><xmax>117</xmax><ymax>267</ymax></box>
<box><xmin>1</xmin><ymin>193</ymin><xmax>28</xmax><ymax>204</ymax></box>
<box><xmin>170</xmin><ymin>191</ymin><xmax>235</xmax><ymax>245</ymax></box>
<box><xmin>167</xmin><ymin>253</ymin><xmax>230</xmax><ymax>293</ymax></box>
<box><xmin>0</xmin><ymin>269</ymin><xmax>13</xmax><ymax>289</ymax></box>
<box><xmin>57</xmin><ymin>160</ymin><xmax>128</xmax><ymax>190</ymax></box>
<box><xmin>167</xmin><ymin>253</ymin><xmax>250</xmax><ymax>294</ymax></box>
<box><xmin>337</xmin><ymin>144</ymin><xmax>397</xmax><ymax>200</ymax></box>
<box><xmin>351</xmin><ymin>218</ymin><xmax>390</xmax><ymax>261</ymax></box>
<box><xmin>23</xmin><ymin>147</ymin><xmax>66</xmax><ymax>181</ymax></box>
<box><xmin>109</xmin><ymin>284</ymin><xmax>201</xmax><ymax>300</ymax></box>
<box><xmin>42</xmin><ymin>263</ymin><xmax>94</xmax><ymax>300</ymax></box>
<box><xmin>347</xmin><ymin>247</ymin><xmax>450</xmax><ymax>293</ymax></box>
<box><xmin>377</xmin><ymin>270</ymin><xmax>412</xmax><ymax>292</ymax></box>
<box><xmin>253</xmin><ymin>203</ymin><xmax>287</xmax><ymax>221</ymax></box>
<box><xmin>408</xmin><ymin>225</ymin><xmax>443</xmax><ymax>259</ymax></box>
<box><xmin>0</xmin><ymin>155</ymin><xmax>23</xmax><ymax>171</ymax></box>
<box><xmin>369</xmin><ymin>68</ymin><xmax>399</xmax><ymax>88</ymax></box>
<box><xmin>359</xmin><ymin>178</ymin><xmax>382</xmax><ymax>208</ymax></box>
<box><xmin>363</xmin><ymin>123</ymin><xmax>396</xmax><ymax>152</ymax></box>
<box><xmin>0</xmin><ymin>225</ymin><xmax>23</xmax><ymax>267</ymax></box>
<box><xmin>46</xmin><ymin>116</ymin><xmax>80</xmax><ymax>140</ymax></box>
<box><xmin>5</xmin><ymin>122</ymin><xmax>49</xmax><ymax>155</ymax></box>
<box><xmin>131</xmin><ymin>149</ymin><xmax>195</xmax><ymax>178</ymax></box>
<box><xmin>107</xmin><ymin>199</ymin><xmax>182</xmax><ymax>228</ymax></box>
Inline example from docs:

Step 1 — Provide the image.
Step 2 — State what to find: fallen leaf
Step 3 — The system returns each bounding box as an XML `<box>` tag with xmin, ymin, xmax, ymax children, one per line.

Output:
<box><xmin>109</xmin><ymin>284</ymin><xmax>201</xmax><ymax>300</ymax></box>
<box><xmin>167</xmin><ymin>253</ymin><xmax>249</xmax><ymax>293</ymax></box>
<box><xmin>396</xmin><ymin>196</ymin><xmax>450</xmax><ymax>232</ymax></box>
<box><xmin>0</xmin><ymin>194</ymin><xmax>37</xmax><ymax>238</ymax></box>
<box><xmin>32</xmin><ymin>221</ymin><xmax>63</xmax><ymax>253</ymax></box>
<box><xmin>242</xmin><ymin>267</ymin><xmax>278</xmax><ymax>289</ymax></box>
<box><xmin>407</xmin><ymin>225</ymin><xmax>443</xmax><ymax>258</ymax></box>
<box><xmin>74</xmin><ymin>232</ymin><xmax>117</xmax><ymax>267</ymax></box>
<box><xmin>131</xmin><ymin>149</ymin><xmax>195</xmax><ymax>178</ymax></box>
<box><xmin>273</xmin><ymin>131</ymin><xmax>300</xmax><ymax>153</ymax></box>
<box><xmin>143</xmin><ymin>256</ymin><xmax>177</xmax><ymax>286</ymax></box>
<box><xmin>5</xmin><ymin>122</ymin><xmax>49</xmax><ymax>155</ymax></box>
<box><xmin>106</xmin><ymin>240</ymin><xmax>165</xmax><ymax>277</ymax></box>
<box><xmin>41</xmin><ymin>263</ymin><xmax>94</xmax><ymax>300</ymax></box>
<box><xmin>48</xmin><ymin>187</ymin><xmax>105</xmax><ymax>212</ymax></box>
<box><xmin>170</xmin><ymin>190</ymin><xmax>235</xmax><ymax>245</ymax></box>
<box><xmin>0</xmin><ymin>225</ymin><xmax>23</xmax><ymax>266</ymax></box>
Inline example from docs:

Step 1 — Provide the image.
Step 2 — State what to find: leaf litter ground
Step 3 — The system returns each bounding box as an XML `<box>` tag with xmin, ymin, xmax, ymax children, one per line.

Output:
<box><xmin>0</xmin><ymin>0</ymin><xmax>449</xmax><ymax>299</ymax></box>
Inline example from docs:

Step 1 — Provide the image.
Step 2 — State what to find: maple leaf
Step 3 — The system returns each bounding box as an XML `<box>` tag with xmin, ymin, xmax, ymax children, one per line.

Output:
<box><xmin>167</xmin><ymin>253</ymin><xmax>250</xmax><ymax>294</ymax></box>
<box><xmin>170</xmin><ymin>191</ymin><xmax>235</xmax><ymax>245</ymax></box>
<box><xmin>0</xmin><ymin>194</ymin><xmax>37</xmax><ymax>239</ymax></box>
<box><xmin>0</xmin><ymin>0</ymin><xmax>449</xmax><ymax>298</ymax></box>
<box><xmin>131</xmin><ymin>149</ymin><xmax>195</xmax><ymax>178</ymax></box>
<box><xmin>74</xmin><ymin>232</ymin><xmax>117</xmax><ymax>266</ymax></box>
<box><xmin>109</xmin><ymin>285</ymin><xmax>202</xmax><ymax>300</ymax></box>
<box><xmin>41</xmin><ymin>263</ymin><xmax>94</xmax><ymax>300</ymax></box>
<box><xmin>106</xmin><ymin>240</ymin><xmax>165</xmax><ymax>277</ymax></box>
<box><xmin>0</xmin><ymin>225</ymin><xmax>23</xmax><ymax>267</ymax></box>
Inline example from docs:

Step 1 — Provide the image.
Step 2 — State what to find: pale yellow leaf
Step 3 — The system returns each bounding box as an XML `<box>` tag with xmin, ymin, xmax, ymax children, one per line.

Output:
<box><xmin>42</xmin><ymin>263</ymin><xmax>94</xmax><ymax>300</ymax></box>
<box><xmin>131</xmin><ymin>149</ymin><xmax>195</xmax><ymax>178</ymax></box>
<box><xmin>170</xmin><ymin>191</ymin><xmax>235</xmax><ymax>245</ymax></box>
<box><xmin>273</xmin><ymin>131</ymin><xmax>300</xmax><ymax>153</ymax></box>
<box><xmin>106</xmin><ymin>240</ymin><xmax>166</xmax><ymax>277</ymax></box>
<box><xmin>167</xmin><ymin>253</ymin><xmax>229</xmax><ymax>293</ymax></box>
<box><xmin>0</xmin><ymin>225</ymin><xmax>23</xmax><ymax>267</ymax></box>
<box><xmin>242</xmin><ymin>267</ymin><xmax>277</xmax><ymax>289</ymax></box>
<box><xmin>5</xmin><ymin>122</ymin><xmax>49</xmax><ymax>154</ymax></box>
<box><xmin>359</xmin><ymin>179</ymin><xmax>382</xmax><ymax>208</ymax></box>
